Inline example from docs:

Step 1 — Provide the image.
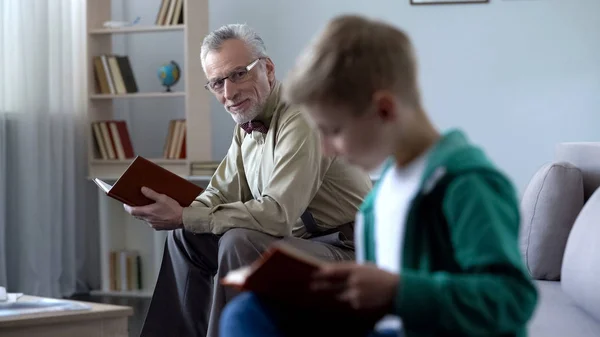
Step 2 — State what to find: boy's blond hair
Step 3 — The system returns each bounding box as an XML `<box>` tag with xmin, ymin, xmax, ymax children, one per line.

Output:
<box><xmin>283</xmin><ymin>15</ymin><xmax>421</xmax><ymax>114</ymax></box>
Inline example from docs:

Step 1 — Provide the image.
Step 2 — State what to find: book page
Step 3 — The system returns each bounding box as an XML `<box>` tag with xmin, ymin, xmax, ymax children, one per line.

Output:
<box><xmin>222</xmin><ymin>266</ymin><xmax>252</xmax><ymax>286</ymax></box>
<box><xmin>93</xmin><ymin>178</ymin><xmax>113</xmax><ymax>193</ymax></box>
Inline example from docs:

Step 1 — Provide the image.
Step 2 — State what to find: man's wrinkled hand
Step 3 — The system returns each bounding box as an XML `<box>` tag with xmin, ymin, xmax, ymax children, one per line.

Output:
<box><xmin>310</xmin><ymin>262</ymin><xmax>399</xmax><ymax>313</ymax></box>
<box><xmin>123</xmin><ymin>187</ymin><xmax>184</xmax><ymax>231</ymax></box>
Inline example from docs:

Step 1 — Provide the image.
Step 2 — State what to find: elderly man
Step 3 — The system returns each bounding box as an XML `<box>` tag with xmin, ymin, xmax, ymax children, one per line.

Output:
<box><xmin>126</xmin><ymin>23</ymin><xmax>373</xmax><ymax>337</ymax></box>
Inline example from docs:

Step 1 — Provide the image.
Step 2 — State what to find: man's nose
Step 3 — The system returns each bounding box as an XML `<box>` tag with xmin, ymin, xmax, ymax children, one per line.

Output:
<box><xmin>223</xmin><ymin>79</ymin><xmax>238</xmax><ymax>101</ymax></box>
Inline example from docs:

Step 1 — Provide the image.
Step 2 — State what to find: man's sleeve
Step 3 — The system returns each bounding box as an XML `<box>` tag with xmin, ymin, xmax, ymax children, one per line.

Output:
<box><xmin>182</xmin><ymin>111</ymin><xmax>331</xmax><ymax>236</ymax></box>
<box><xmin>182</xmin><ymin>130</ymin><xmax>253</xmax><ymax>230</ymax></box>
<box><xmin>393</xmin><ymin>173</ymin><xmax>539</xmax><ymax>335</ymax></box>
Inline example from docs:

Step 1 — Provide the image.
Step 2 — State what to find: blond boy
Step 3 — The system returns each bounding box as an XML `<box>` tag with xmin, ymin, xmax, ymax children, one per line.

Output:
<box><xmin>219</xmin><ymin>14</ymin><xmax>538</xmax><ymax>337</ymax></box>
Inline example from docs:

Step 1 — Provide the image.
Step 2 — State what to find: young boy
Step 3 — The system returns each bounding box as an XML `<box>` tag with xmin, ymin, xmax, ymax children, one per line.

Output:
<box><xmin>219</xmin><ymin>14</ymin><xmax>538</xmax><ymax>337</ymax></box>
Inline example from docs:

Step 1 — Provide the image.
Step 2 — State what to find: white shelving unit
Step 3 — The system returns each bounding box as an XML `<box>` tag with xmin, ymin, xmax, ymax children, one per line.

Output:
<box><xmin>90</xmin><ymin>176</ymin><xmax>211</xmax><ymax>298</ymax></box>
<box><xmin>85</xmin><ymin>0</ymin><xmax>212</xmax><ymax>298</ymax></box>
<box><xmin>89</xmin><ymin>92</ymin><xmax>186</xmax><ymax>99</ymax></box>
<box><xmin>89</xmin><ymin>24</ymin><xmax>185</xmax><ymax>35</ymax></box>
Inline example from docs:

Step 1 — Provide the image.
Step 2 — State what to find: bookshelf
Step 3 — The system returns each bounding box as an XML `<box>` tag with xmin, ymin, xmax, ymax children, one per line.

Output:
<box><xmin>86</xmin><ymin>0</ymin><xmax>215</xmax><ymax>298</ymax></box>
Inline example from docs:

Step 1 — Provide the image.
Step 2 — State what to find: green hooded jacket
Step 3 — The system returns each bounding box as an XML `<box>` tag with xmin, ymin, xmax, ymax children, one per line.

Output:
<box><xmin>356</xmin><ymin>129</ymin><xmax>538</xmax><ymax>337</ymax></box>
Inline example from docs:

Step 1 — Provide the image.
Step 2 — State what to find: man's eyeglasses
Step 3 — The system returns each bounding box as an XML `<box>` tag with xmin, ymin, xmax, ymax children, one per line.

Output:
<box><xmin>205</xmin><ymin>58</ymin><xmax>262</xmax><ymax>93</ymax></box>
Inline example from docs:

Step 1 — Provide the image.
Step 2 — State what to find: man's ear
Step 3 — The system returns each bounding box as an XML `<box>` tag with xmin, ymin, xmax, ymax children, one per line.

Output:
<box><xmin>264</xmin><ymin>58</ymin><xmax>276</xmax><ymax>84</ymax></box>
<box><xmin>372</xmin><ymin>91</ymin><xmax>398</xmax><ymax>122</ymax></box>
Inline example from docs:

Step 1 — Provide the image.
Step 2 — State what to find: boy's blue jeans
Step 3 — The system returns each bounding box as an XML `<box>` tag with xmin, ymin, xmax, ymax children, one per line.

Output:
<box><xmin>220</xmin><ymin>292</ymin><xmax>402</xmax><ymax>337</ymax></box>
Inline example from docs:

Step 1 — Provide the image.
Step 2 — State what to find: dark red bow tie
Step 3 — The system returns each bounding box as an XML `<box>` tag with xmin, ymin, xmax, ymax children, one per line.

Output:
<box><xmin>240</xmin><ymin>120</ymin><xmax>268</xmax><ymax>134</ymax></box>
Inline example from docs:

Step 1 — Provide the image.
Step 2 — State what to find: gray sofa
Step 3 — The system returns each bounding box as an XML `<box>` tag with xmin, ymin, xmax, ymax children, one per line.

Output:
<box><xmin>520</xmin><ymin>142</ymin><xmax>600</xmax><ymax>336</ymax></box>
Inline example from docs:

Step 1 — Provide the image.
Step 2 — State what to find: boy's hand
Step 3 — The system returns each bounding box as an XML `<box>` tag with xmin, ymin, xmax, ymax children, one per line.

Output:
<box><xmin>310</xmin><ymin>262</ymin><xmax>399</xmax><ymax>312</ymax></box>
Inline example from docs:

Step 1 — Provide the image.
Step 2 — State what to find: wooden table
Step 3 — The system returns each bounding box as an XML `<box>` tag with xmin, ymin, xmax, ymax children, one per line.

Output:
<box><xmin>0</xmin><ymin>295</ymin><xmax>133</xmax><ymax>337</ymax></box>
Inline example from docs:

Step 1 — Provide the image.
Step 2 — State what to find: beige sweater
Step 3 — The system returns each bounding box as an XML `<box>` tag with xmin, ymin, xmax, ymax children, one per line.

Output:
<box><xmin>182</xmin><ymin>81</ymin><xmax>373</xmax><ymax>237</ymax></box>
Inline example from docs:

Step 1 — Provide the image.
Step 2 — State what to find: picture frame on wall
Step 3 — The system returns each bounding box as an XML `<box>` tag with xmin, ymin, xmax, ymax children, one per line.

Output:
<box><xmin>411</xmin><ymin>0</ymin><xmax>489</xmax><ymax>4</ymax></box>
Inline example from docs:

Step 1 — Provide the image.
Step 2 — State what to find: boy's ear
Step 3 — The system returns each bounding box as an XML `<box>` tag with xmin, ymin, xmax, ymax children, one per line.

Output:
<box><xmin>372</xmin><ymin>91</ymin><xmax>398</xmax><ymax>122</ymax></box>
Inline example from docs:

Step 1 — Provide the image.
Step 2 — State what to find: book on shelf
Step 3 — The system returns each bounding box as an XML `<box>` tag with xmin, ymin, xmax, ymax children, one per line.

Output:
<box><xmin>163</xmin><ymin>119</ymin><xmax>186</xmax><ymax>159</ymax></box>
<box><xmin>92</xmin><ymin>120</ymin><xmax>135</xmax><ymax>160</ymax></box>
<box><xmin>93</xmin><ymin>54</ymin><xmax>138</xmax><ymax>95</ymax></box>
<box><xmin>222</xmin><ymin>242</ymin><xmax>351</xmax><ymax>311</ymax></box>
<box><xmin>156</xmin><ymin>0</ymin><xmax>184</xmax><ymax>26</ymax></box>
<box><xmin>190</xmin><ymin>161</ymin><xmax>221</xmax><ymax>176</ymax></box>
<box><xmin>109</xmin><ymin>250</ymin><xmax>142</xmax><ymax>292</ymax></box>
<box><xmin>93</xmin><ymin>156</ymin><xmax>204</xmax><ymax>207</ymax></box>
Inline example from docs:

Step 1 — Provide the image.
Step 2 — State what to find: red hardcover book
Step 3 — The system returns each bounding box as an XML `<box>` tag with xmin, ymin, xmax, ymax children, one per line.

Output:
<box><xmin>93</xmin><ymin>156</ymin><xmax>203</xmax><ymax>207</ymax></box>
<box><xmin>222</xmin><ymin>242</ymin><xmax>352</xmax><ymax>311</ymax></box>
<box><xmin>222</xmin><ymin>243</ymin><xmax>389</xmax><ymax>328</ymax></box>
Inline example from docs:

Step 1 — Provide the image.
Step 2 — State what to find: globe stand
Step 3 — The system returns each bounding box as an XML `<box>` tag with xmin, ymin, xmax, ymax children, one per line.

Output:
<box><xmin>164</xmin><ymin>85</ymin><xmax>172</xmax><ymax>93</ymax></box>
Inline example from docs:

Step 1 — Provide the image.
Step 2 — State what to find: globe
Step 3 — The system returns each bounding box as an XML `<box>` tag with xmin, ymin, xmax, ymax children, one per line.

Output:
<box><xmin>157</xmin><ymin>61</ymin><xmax>181</xmax><ymax>92</ymax></box>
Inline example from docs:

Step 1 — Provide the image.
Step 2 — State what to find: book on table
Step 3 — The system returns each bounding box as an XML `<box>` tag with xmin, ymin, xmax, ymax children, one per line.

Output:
<box><xmin>0</xmin><ymin>297</ymin><xmax>92</xmax><ymax>318</ymax></box>
<box><xmin>93</xmin><ymin>156</ymin><xmax>203</xmax><ymax>207</ymax></box>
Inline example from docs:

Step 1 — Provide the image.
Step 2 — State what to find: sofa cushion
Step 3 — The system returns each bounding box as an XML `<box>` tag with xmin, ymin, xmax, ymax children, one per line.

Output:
<box><xmin>528</xmin><ymin>281</ymin><xmax>600</xmax><ymax>337</ymax></box>
<box><xmin>561</xmin><ymin>187</ymin><xmax>600</xmax><ymax>322</ymax></box>
<box><xmin>519</xmin><ymin>162</ymin><xmax>584</xmax><ymax>280</ymax></box>
<box><xmin>555</xmin><ymin>142</ymin><xmax>600</xmax><ymax>200</ymax></box>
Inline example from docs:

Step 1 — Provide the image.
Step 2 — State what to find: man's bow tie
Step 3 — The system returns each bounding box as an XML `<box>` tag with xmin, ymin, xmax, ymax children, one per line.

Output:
<box><xmin>240</xmin><ymin>120</ymin><xmax>268</xmax><ymax>134</ymax></box>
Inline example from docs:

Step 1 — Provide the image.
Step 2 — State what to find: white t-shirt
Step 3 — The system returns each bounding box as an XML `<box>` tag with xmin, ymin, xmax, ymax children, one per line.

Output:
<box><xmin>372</xmin><ymin>152</ymin><xmax>429</xmax><ymax>331</ymax></box>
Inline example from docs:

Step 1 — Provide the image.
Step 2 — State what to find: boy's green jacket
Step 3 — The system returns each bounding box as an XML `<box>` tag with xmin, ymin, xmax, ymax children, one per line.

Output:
<box><xmin>357</xmin><ymin>129</ymin><xmax>538</xmax><ymax>337</ymax></box>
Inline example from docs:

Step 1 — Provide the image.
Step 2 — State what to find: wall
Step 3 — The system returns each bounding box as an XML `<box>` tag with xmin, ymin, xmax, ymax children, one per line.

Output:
<box><xmin>115</xmin><ymin>0</ymin><xmax>600</xmax><ymax>193</ymax></box>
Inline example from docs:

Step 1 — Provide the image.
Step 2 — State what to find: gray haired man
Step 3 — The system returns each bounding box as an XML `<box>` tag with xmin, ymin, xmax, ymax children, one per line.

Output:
<box><xmin>128</xmin><ymin>23</ymin><xmax>373</xmax><ymax>337</ymax></box>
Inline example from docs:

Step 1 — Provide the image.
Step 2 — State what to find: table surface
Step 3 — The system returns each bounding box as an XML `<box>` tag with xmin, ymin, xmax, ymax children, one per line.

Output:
<box><xmin>0</xmin><ymin>295</ymin><xmax>133</xmax><ymax>328</ymax></box>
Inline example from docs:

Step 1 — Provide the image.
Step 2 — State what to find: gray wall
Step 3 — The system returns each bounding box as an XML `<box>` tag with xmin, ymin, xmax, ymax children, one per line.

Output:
<box><xmin>113</xmin><ymin>0</ymin><xmax>600</xmax><ymax>193</ymax></box>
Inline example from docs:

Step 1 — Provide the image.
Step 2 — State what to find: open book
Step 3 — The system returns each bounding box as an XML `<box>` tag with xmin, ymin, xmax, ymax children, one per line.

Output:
<box><xmin>93</xmin><ymin>156</ymin><xmax>204</xmax><ymax>207</ymax></box>
<box><xmin>222</xmin><ymin>242</ymin><xmax>352</xmax><ymax>311</ymax></box>
<box><xmin>222</xmin><ymin>242</ymin><xmax>322</xmax><ymax>289</ymax></box>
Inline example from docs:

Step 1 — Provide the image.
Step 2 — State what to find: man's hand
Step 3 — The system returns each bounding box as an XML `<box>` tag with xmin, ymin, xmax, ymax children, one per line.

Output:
<box><xmin>123</xmin><ymin>187</ymin><xmax>184</xmax><ymax>231</ymax></box>
<box><xmin>310</xmin><ymin>262</ymin><xmax>399</xmax><ymax>313</ymax></box>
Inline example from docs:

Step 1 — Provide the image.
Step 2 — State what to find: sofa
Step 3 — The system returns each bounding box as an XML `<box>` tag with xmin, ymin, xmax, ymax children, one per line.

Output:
<box><xmin>519</xmin><ymin>142</ymin><xmax>600</xmax><ymax>336</ymax></box>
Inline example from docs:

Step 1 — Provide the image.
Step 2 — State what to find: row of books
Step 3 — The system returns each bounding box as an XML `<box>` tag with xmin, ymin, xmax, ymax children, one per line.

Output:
<box><xmin>190</xmin><ymin>161</ymin><xmax>220</xmax><ymax>176</ymax></box>
<box><xmin>163</xmin><ymin>119</ymin><xmax>187</xmax><ymax>159</ymax></box>
<box><xmin>92</xmin><ymin>120</ymin><xmax>135</xmax><ymax>160</ymax></box>
<box><xmin>109</xmin><ymin>250</ymin><xmax>142</xmax><ymax>292</ymax></box>
<box><xmin>92</xmin><ymin>119</ymin><xmax>190</xmax><ymax>160</ymax></box>
<box><xmin>156</xmin><ymin>0</ymin><xmax>184</xmax><ymax>26</ymax></box>
<box><xmin>93</xmin><ymin>54</ymin><xmax>139</xmax><ymax>95</ymax></box>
